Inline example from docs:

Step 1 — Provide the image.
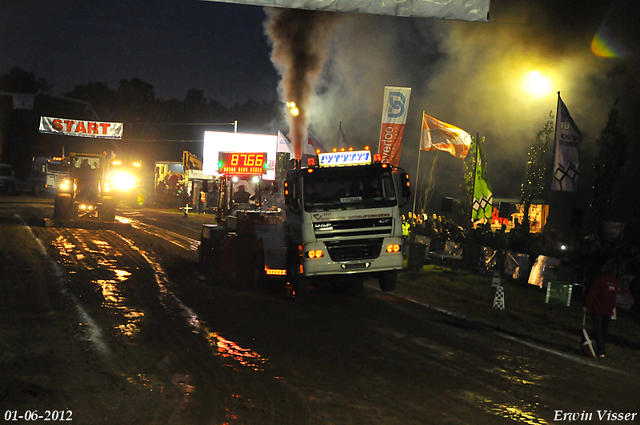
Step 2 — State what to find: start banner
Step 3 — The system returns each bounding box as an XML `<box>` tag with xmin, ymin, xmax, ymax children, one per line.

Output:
<box><xmin>39</xmin><ymin>116</ymin><xmax>123</xmax><ymax>139</ymax></box>
<box><xmin>377</xmin><ymin>87</ymin><xmax>411</xmax><ymax>169</ymax></box>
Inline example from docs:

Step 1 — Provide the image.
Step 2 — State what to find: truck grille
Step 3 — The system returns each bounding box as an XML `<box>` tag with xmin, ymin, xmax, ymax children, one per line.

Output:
<box><xmin>314</xmin><ymin>217</ymin><xmax>392</xmax><ymax>239</ymax></box>
<box><xmin>324</xmin><ymin>239</ymin><xmax>382</xmax><ymax>261</ymax></box>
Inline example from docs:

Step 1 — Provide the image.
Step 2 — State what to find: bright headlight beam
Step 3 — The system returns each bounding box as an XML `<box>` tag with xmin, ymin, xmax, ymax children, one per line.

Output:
<box><xmin>112</xmin><ymin>172</ymin><xmax>136</xmax><ymax>190</ymax></box>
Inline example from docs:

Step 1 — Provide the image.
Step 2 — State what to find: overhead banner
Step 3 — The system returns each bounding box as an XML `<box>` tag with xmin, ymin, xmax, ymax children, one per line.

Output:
<box><xmin>39</xmin><ymin>116</ymin><xmax>123</xmax><ymax>139</ymax></box>
<box><xmin>377</xmin><ymin>86</ymin><xmax>411</xmax><ymax>168</ymax></box>
<box><xmin>203</xmin><ymin>0</ymin><xmax>490</xmax><ymax>22</ymax></box>
<box><xmin>552</xmin><ymin>95</ymin><xmax>582</xmax><ymax>192</ymax></box>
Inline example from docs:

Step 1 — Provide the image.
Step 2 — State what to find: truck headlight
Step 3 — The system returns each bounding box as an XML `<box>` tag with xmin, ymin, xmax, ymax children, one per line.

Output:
<box><xmin>111</xmin><ymin>172</ymin><xmax>136</xmax><ymax>190</ymax></box>
<box><xmin>59</xmin><ymin>180</ymin><xmax>71</xmax><ymax>190</ymax></box>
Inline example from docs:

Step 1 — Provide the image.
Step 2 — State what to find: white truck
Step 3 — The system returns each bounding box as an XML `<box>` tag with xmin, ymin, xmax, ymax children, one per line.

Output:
<box><xmin>0</xmin><ymin>163</ymin><xmax>40</xmax><ymax>195</ymax></box>
<box><xmin>31</xmin><ymin>156</ymin><xmax>71</xmax><ymax>196</ymax></box>
<box><xmin>279</xmin><ymin>150</ymin><xmax>410</xmax><ymax>294</ymax></box>
<box><xmin>199</xmin><ymin>148</ymin><xmax>411</xmax><ymax>296</ymax></box>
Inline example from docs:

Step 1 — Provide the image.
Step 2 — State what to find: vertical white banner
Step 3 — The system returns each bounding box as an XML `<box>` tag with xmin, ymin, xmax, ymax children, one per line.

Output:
<box><xmin>552</xmin><ymin>96</ymin><xmax>581</xmax><ymax>191</ymax></box>
<box><xmin>377</xmin><ymin>87</ymin><xmax>411</xmax><ymax>168</ymax></box>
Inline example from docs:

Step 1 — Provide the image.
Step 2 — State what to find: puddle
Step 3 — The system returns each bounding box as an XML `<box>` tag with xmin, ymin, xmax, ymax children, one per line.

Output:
<box><xmin>484</xmin><ymin>354</ymin><xmax>549</xmax><ymax>387</ymax></box>
<box><xmin>206</xmin><ymin>332</ymin><xmax>268</xmax><ymax>372</ymax></box>
<box><xmin>119</xmin><ymin>234</ymin><xmax>268</xmax><ymax>371</ymax></box>
<box><xmin>117</xmin><ymin>216</ymin><xmax>200</xmax><ymax>251</ymax></box>
<box><xmin>460</xmin><ymin>391</ymin><xmax>548</xmax><ymax>425</ymax></box>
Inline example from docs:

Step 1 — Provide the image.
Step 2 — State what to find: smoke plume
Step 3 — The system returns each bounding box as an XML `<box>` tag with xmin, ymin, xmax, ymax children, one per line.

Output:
<box><xmin>264</xmin><ymin>8</ymin><xmax>339</xmax><ymax>158</ymax></box>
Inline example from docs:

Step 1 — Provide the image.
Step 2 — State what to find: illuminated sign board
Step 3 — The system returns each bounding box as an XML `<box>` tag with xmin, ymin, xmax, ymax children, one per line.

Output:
<box><xmin>202</xmin><ymin>132</ymin><xmax>277</xmax><ymax>180</ymax></box>
<box><xmin>317</xmin><ymin>150</ymin><xmax>372</xmax><ymax>167</ymax></box>
<box><xmin>218</xmin><ymin>152</ymin><xmax>267</xmax><ymax>175</ymax></box>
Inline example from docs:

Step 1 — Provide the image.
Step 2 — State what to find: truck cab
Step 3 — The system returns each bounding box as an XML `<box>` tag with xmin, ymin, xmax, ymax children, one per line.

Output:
<box><xmin>283</xmin><ymin>149</ymin><xmax>410</xmax><ymax>294</ymax></box>
<box><xmin>31</xmin><ymin>156</ymin><xmax>71</xmax><ymax>196</ymax></box>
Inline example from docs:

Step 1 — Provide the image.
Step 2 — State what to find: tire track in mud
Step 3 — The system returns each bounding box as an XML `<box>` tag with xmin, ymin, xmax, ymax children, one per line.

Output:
<box><xmin>30</xmin><ymin>224</ymin><xmax>308</xmax><ymax>425</ymax></box>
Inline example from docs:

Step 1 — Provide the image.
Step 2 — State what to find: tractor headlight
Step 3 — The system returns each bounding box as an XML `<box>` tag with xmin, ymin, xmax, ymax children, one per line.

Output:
<box><xmin>111</xmin><ymin>171</ymin><xmax>136</xmax><ymax>190</ymax></box>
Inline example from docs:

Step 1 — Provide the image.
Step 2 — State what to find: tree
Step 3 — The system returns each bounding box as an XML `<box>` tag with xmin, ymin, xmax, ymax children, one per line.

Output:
<box><xmin>520</xmin><ymin>111</ymin><xmax>555</xmax><ymax>233</ymax></box>
<box><xmin>591</xmin><ymin>101</ymin><xmax>627</xmax><ymax>230</ymax></box>
<box><xmin>64</xmin><ymin>81</ymin><xmax>117</xmax><ymax>119</ymax></box>
<box><xmin>0</xmin><ymin>67</ymin><xmax>52</xmax><ymax>93</ymax></box>
<box><xmin>458</xmin><ymin>136</ymin><xmax>479</xmax><ymax>226</ymax></box>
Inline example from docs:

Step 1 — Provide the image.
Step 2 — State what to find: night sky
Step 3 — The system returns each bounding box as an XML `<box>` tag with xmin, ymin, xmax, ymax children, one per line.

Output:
<box><xmin>2</xmin><ymin>0</ymin><xmax>639</xmax><ymax>210</ymax></box>
<box><xmin>0</xmin><ymin>0</ymin><xmax>278</xmax><ymax>105</ymax></box>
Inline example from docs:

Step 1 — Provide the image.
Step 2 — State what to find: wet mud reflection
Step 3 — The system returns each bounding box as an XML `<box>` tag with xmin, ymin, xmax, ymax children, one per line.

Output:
<box><xmin>206</xmin><ymin>332</ymin><xmax>267</xmax><ymax>372</ymax></box>
<box><xmin>51</xmin><ymin>228</ymin><xmax>268</xmax><ymax>371</ymax></box>
<box><xmin>52</xmin><ymin>233</ymin><xmax>146</xmax><ymax>338</ymax></box>
<box><xmin>461</xmin><ymin>391</ymin><xmax>548</xmax><ymax>425</ymax></box>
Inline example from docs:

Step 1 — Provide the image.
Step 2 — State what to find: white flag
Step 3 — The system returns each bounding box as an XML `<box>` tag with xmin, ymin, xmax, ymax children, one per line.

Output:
<box><xmin>338</xmin><ymin>124</ymin><xmax>349</xmax><ymax>150</ymax></box>
<box><xmin>552</xmin><ymin>95</ymin><xmax>581</xmax><ymax>192</ymax></box>
<box><xmin>304</xmin><ymin>129</ymin><xmax>327</xmax><ymax>155</ymax></box>
<box><xmin>277</xmin><ymin>131</ymin><xmax>293</xmax><ymax>154</ymax></box>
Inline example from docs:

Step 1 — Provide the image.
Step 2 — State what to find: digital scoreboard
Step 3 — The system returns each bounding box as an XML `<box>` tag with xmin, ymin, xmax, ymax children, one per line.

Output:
<box><xmin>217</xmin><ymin>152</ymin><xmax>267</xmax><ymax>175</ymax></box>
<box><xmin>202</xmin><ymin>132</ymin><xmax>277</xmax><ymax>180</ymax></box>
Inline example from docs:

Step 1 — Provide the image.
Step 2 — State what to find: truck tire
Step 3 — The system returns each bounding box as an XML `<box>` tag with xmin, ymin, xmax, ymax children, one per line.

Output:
<box><xmin>286</xmin><ymin>246</ymin><xmax>310</xmax><ymax>299</ymax></box>
<box><xmin>131</xmin><ymin>191</ymin><xmax>146</xmax><ymax>208</ymax></box>
<box><xmin>54</xmin><ymin>194</ymin><xmax>74</xmax><ymax>220</ymax></box>
<box><xmin>253</xmin><ymin>241</ymin><xmax>267</xmax><ymax>291</ymax></box>
<box><xmin>7</xmin><ymin>182</ymin><xmax>16</xmax><ymax>196</ymax></box>
<box><xmin>99</xmin><ymin>199</ymin><xmax>117</xmax><ymax>222</ymax></box>
<box><xmin>378</xmin><ymin>271</ymin><xmax>397</xmax><ymax>292</ymax></box>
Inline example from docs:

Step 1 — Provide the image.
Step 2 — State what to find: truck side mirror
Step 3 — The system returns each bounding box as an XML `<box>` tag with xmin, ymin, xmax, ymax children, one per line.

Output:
<box><xmin>400</xmin><ymin>173</ymin><xmax>411</xmax><ymax>199</ymax></box>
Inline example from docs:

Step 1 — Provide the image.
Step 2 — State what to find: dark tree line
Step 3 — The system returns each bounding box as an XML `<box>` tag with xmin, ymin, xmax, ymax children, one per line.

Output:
<box><xmin>1</xmin><ymin>67</ymin><xmax>287</xmax><ymax>171</ymax></box>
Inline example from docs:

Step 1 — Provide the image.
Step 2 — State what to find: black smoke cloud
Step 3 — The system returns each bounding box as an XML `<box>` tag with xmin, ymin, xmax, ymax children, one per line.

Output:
<box><xmin>264</xmin><ymin>8</ymin><xmax>339</xmax><ymax>158</ymax></box>
<box><xmin>265</xmin><ymin>0</ymin><xmax>638</xmax><ymax>214</ymax></box>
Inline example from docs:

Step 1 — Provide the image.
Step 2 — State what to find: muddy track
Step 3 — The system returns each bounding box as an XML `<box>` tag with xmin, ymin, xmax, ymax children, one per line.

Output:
<box><xmin>30</xmin><ymin>225</ymin><xmax>308</xmax><ymax>425</ymax></box>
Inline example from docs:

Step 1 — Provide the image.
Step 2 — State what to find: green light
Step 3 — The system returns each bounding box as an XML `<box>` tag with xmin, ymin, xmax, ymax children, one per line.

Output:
<box><xmin>218</xmin><ymin>161</ymin><xmax>223</xmax><ymax>169</ymax></box>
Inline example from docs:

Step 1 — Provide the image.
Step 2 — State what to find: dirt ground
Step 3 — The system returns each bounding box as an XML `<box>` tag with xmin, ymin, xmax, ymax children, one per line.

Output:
<box><xmin>2</xmin><ymin>198</ymin><xmax>639</xmax><ymax>425</ymax></box>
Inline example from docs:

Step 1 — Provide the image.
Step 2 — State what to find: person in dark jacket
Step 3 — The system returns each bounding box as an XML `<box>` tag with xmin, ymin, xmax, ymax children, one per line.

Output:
<box><xmin>583</xmin><ymin>259</ymin><xmax>621</xmax><ymax>358</ymax></box>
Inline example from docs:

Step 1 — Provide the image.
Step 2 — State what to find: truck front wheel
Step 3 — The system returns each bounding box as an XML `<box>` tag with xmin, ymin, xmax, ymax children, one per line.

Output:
<box><xmin>54</xmin><ymin>194</ymin><xmax>74</xmax><ymax>220</ymax></box>
<box><xmin>287</xmin><ymin>246</ymin><xmax>310</xmax><ymax>299</ymax></box>
<box><xmin>378</xmin><ymin>271</ymin><xmax>397</xmax><ymax>292</ymax></box>
<box><xmin>99</xmin><ymin>199</ymin><xmax>117</xmax><ymax>222</ymax></box>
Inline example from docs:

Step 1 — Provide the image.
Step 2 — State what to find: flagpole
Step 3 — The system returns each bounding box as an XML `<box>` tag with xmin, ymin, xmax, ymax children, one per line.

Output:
<box><xmin>412</xmin><ymin>147</ymin><xmax>423</xmax><ymax>218</ymax></box>
<box><xmin>337</xmin><ymin>121</ymin><xmax>342</xmax><ymax>150</ymax></box>
<box><xmin>553</xmin><ymin>91</ymin><xmax>562</xmax><ymax>191</ymax></box>
<box><xmin>469</xmin><ymin>133</ymin><xmax>479</xmax><ymax>229</ymax></box>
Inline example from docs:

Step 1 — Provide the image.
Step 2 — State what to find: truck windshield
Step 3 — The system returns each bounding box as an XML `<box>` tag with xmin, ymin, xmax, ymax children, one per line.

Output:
<box><xmin>47</xmin><ymin>163</ymin><xmax>68</xmax><ymax>173</ymax></box>
<box><xmin>303</xmin><ymin>167</ymin><xmax>397</xmax><ymax>212</ymax></box>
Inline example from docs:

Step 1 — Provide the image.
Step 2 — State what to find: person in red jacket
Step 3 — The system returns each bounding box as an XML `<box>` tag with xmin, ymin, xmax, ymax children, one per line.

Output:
<box><xmin>583</xmin><ymin>259</ymin><xmax>621</xmax><ymax>358</ymax></box>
